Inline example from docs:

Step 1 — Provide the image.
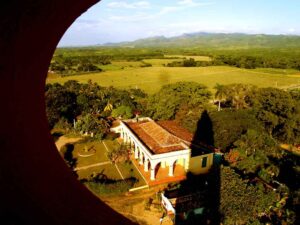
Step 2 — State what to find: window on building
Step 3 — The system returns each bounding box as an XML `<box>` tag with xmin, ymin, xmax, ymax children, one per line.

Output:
<box><xmin>202</xmin><ymin>157</ymin><xmax>207</xmax><ymax>168</ymax></box>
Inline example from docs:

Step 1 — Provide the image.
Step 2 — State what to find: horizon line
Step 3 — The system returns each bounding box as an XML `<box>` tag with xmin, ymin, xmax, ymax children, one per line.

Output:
<box><xmin>57</xmin><ymin>31</ymin><xmax>300</xmax><ymax>48</ymax></box>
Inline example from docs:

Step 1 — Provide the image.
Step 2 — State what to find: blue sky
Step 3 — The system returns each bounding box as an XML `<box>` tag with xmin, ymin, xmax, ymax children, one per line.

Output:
<box><xmin>58</xmin><ymin>0</ymin><xmax>300</xmax><ymax>46</ymax></box>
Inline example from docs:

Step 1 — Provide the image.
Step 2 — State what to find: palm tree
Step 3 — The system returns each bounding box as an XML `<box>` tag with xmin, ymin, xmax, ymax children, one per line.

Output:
<box><xmin>228</xmin><ymin>84</ymin><xmax>252</xmax><ymax>110</ymax></box>
<box><xmin>214</xmin><ymin>83</ymin><xmax>228</xmax><ymax>111</ymax></box>
<box><xmin>104</xmin><ymin>101</ymin><xmax>113</xmax><ymax>112</ymax></box>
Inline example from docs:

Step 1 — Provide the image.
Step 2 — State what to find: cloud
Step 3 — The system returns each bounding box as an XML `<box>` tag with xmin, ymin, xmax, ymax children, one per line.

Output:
<box><xmin>178</xmin><ymin>0</ymin><xmax>215</xmax><ymax>7</ymax></box>
<box><xmin>107</xmin><ymin>1</ymin><xmax>150</xmax><ymax>9</ymax></box>
<box><xmin>108</xmin><ymin>13</ymin><xmax>152</xmax><ymax>22</ymax></box>
<box><xmin>288</xmin><ymin>28</ymin><xmax>296</xmax><ymax>33</ymax></box>
<box><xmin>157</xmin><ymin>1</ymin><xmax>215</xmax><ymax>16</ymax></box>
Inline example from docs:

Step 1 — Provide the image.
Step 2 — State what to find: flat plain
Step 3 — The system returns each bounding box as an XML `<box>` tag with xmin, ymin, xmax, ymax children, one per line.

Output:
<box><xmin>47</xmin><ymin>56</ymin><xmax>300</xmax><ymax>94</ymax></box>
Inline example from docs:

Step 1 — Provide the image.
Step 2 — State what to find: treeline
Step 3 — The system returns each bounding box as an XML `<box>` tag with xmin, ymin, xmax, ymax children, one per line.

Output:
<box><xmin>49</xmin><ymin>55</ymin><xmax>111</xmax><ymax>75</ymax></box>
<box><xmin>166</xmin><ymin>58</ymin><xmax>215</xmax><ymax>67</ymax></box>
<box><xmin>165</xmin><ymin>50</ymin><xmax>300</xmax><ymax>70</ymax></box>
<box><xmin>212</xmin><ymin>53</ymin><xmax>300</xmax><ymax>69</ymax></box>
<box><xmin>54</xmin><ymin>47</ymin><xmax>164</xmax><ymax>61</ymax></box>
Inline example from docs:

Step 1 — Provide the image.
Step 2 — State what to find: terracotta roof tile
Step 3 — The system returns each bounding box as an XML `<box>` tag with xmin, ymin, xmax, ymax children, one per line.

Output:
<box><xmin>125</xmin><ymin>121</ymin><xmax>187</xmax><ymax>154</ymax></box>
<box><xmin>157</xmin><ymin>121</ymin><xmax>194</xmax><ymax>144</ymax></box>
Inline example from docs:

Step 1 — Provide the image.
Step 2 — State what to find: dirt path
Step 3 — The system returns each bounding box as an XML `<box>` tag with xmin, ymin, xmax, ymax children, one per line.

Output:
<box><xmin>74</xmin><ymin>161</ymin><xmax>111</xmax><ymax>171</ymax></box>
<box><xmin>55</xmin><ymin>136</ymin><xmax>82</xmax><ymax>151</ymax></box>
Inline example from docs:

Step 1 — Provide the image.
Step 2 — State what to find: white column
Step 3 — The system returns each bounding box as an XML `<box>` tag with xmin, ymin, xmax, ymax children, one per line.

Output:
<box><xmin>150</xmin><ymin>169</ymin><xmax>155</xmax><ymax>180</ymax></box>
<box><xmin>168</xmin><ymin>161</ymin><xmax>175</xmax><ymax>177</ymax></box>
<box><xmin>139</xmin><ymin>151</ymin><xmax>143</xmax><ymax>165</ymax></box>
<box><xmin>120</xmin><ymin>129</ymin><xmax>124</xmax><ymax>139</ymax></box>
<box><xmin>134</xmin><ymin>145</ymin><xmax>139</xmax><ymax>159</ymax></box>
<box><xmin>150</xmin><ymin>163</ymin><xmax>156</xmax><ymax>180</ymax></box>
<box><xmin>184</xmin><ymin>157</ymin><xmax>190</xmax><ymax>171</ymax></box>
<box><xmin>161</xmin><ymin>161</ymin><xmax>166</xmax><ymax>168</ymax></box>
<box><xmin>128</xmin><ymin>136</ymin><xmax>131</xmax><ymax>146</ymax></box>
<box><xmin>144</xmin><ymin>158</ymin><xmax>149</xmax><ymax>172</ymax></box>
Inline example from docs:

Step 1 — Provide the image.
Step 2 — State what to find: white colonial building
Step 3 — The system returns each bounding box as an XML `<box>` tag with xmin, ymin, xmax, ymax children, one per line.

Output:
<box><xmin>111</xmin><ymin>117</ymin><xmax>214</xmax><ymax>181</ymax></box>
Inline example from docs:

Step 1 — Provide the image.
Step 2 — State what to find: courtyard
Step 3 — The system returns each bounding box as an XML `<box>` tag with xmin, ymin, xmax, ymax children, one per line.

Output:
<box><xmin>56</xmin><ymin>137</ymin><xmax>148</xmax><ymax>190</ymax></box>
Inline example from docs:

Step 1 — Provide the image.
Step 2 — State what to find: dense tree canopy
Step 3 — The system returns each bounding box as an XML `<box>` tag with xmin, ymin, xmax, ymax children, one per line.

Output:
<box><xmin>249</xmin><ymin>88</ymin><xmax>300</xmax><ymax>143</ymax></box>
<box><xmin>147</xmin><ymin>82</ymin><xmax>211</xmax><ymax>120</ymax></box>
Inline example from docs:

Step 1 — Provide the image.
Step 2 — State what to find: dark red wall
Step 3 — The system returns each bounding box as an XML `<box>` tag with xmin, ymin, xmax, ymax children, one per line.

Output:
<box><xmin>0</xmin><ymin>1</ymin><xmax>135</xmax><ymax>224</ymax></box>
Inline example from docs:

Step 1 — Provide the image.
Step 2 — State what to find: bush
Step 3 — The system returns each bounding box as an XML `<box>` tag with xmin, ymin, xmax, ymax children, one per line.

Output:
<box><xmin>84</xmin><ymin>178</ymin><xmax>136</xmax><ymax>196</ymax></box>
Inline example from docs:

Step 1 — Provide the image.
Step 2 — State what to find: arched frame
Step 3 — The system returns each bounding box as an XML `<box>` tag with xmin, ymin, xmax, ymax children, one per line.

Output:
<box><xmin>0</xmin><ymin>0</ymin><xmax>135</xmax><ymax>224</ymax></box>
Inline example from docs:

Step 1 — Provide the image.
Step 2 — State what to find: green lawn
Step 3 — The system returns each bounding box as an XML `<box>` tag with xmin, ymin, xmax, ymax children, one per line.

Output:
<box><xmin>77</xmin><ymin>164</ymin><xmax>122</xmax><ymax>180</ymax></box>
<box><xmin>73</xmin><ymin>139</ymin><xmax>147</xmax><ymax>187</ymax></box>
<box><xmin>73</xmin><ymin>141</ymin><xmax>109</xmax><ymax>167</ymax></box>
<box><xmin>47</xmin><ymin>65</ymin><xmax>300</xmax><ymax>94</ymax></box>
<box><xmin>117</xmin><ymin>161</ymin><xmax>147</xmax><ymax>187</ymax></box>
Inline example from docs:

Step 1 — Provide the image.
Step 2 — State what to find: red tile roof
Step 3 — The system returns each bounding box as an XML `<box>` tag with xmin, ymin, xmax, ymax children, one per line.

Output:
<box><xmin>125</xmin><ymin>121</ymin><xmax>187</xmax><ymax>154</ymax></box>
<box><xmin>157</xmin><ymin>121</ymin><xmax>194</xmax><ymax>144</ymax></box>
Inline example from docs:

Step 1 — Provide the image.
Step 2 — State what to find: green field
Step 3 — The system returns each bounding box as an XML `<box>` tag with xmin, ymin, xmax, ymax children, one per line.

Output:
<box><xmin>164</xmin><ymin>54</ymin><xmax>212</xmax><ymax>61</ymax></box>
<box><xmin>47</xmin><ymin>65</ymin><xmax>300</xmax><ymax>94</ymax></box>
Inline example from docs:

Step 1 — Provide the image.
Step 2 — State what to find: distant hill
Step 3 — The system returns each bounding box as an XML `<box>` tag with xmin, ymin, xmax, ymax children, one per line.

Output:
<box><xmin>102</xmin><ymin>32</ymin><xmax>300</xmax><ymax>49</ymax></box>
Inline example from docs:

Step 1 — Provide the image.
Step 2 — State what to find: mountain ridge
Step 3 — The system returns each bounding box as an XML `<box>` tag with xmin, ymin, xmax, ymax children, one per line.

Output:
<box><xmin>100</xmin><ymin>32</ymin><xmax>300</xmax><ymax>49</ymax></box>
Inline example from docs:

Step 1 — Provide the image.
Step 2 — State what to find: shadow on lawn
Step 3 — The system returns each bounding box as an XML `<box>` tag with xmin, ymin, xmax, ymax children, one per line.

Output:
<box><xmin>80</xmin><ymin>168</ymin><xmax>138</xmax><ymax>186</ymax></box>
<box><xmin>60</xmin><ymin>143</ymin><xmax>77</xmax><ymax>170</ymax></box>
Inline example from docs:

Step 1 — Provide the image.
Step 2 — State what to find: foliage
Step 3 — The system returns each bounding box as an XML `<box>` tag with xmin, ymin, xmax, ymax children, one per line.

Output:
<box><xmin>249</xmin><ymin>88</ymin><xmax>300</xmax><ymax>143</ymax></box>
<box><xmin>209</xmin><ymin>109</ymin><xmax>263</xmax><ymax>151</ymax></box>
<box><xmin>45</xmin><ymin>83</ymin><xmax>77</xmax><ymax>128</ymax></box>
<box><xmin>107</xmin><ymin>143</ymin><xmax>130</xmax><ymax>164</ymax></box>
<box><xmin>49</xmin><ymin>54</ymin><xmax>110</xmax><ymax>75</ymax></box>
<box><xmin>75</xmin><ymin>114</ymin><xmax>109</xmax><ymax>139</ymax></box>
<box><xmin>45</xmin><ymin>80</ymin><xmax>143</xmax><ymax>130</ymax></box>
<box><xmin>83</xmin><ymin>178</ymin><xmax>136</xmax><ymax>196</ymax></box>
<box><xmin>227</xmin><ymin>129</ymin><xmax>278</xmax><ymax>175</ymax></box>
<box><xmin>111</xmin><ymin>105</ymin><xmax>133</xmax><ymax>119</ymax></box>
<box><xmin>147</xmin><ymin>82</ymin><xmax>211</xmax><ymax>120</ymax></box>
<box><xmin>220</xmin><ymin>166</ymin><xmax>278</xmax><ymax>225</ymax></box>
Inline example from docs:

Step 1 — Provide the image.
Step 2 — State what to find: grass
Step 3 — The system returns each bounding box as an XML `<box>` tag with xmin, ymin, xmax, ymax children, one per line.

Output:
<box><xmin>143</xmin><ymin>58</ymin><xmax>179</xmax><ymax>66</ymax></box>
<box><xmin>73</xmin><ymin>139</ymin><xmax>147</xmax><ymax>187</ymax></box>
<box><xmin>73</xmin><ymin>141</ymin><xmax>109</xmax><ymax>167</ymax></box>
<box><xmin>117</xmin><ymin>161</ymin><xmax>147</xmax><ymax>187</ymax></box>
<box><xmin>77</xmin><ymin>164</ymin><xmax>122</xmax><ymax>180</ymax></box>
<box><xmin>46</xmin><ymin>65</ymin><xmax>300</xmax><ymax>94</ymax></box>
<box><xmin>164</xmin><ymin>55</ymin><xmax>212</xmax><ymax>61</ymax></box>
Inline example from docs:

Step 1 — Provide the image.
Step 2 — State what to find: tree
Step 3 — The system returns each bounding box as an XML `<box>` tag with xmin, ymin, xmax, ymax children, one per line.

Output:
<box><xmin>106</xmin><ymin>143</ymin><xmax>130</xmax><ymax>164</ymax></box>
<box><xmin>214</xmin><ymin>83</ymin><xmax>228</xmax><ymax>111</ymax></box>
<box><xmin>147</xmin><ymin>82</ymin><xmax>211</xmax><ymax>120</ymax></box>
<box><xmin>209</xmin><ymin>109</ymin><xmax>263</xmax><ymax>151</ymax></box>
<box><xmin>45</xmin><ymin>83</ymin><xmax>77</xmax><ymax>128</ymax></box>
<box><xmin>226</xmin><ymin>84</ymin><xmax>253</xmax><ymax>110</ymax></box>
<box><xmin>220</xmin><ymin>166</ymin><xmax>278</xmax><ymax>225</ymax></box>
<box><xmin>227</xmin><ymin>129</ymin><xmax>278</xmax><ymax>174</ymax></box>
<box><xmin>111</xmin><ymin>105</ymin><xmax>133</xmax><ymax>119</ymax></box>
<box><xmin>250</xmin><ymin>88</ymin><xmax>298</xmax><ymax>143</ymax></box>
<box><xmin>75</xmin><ymin>114</ymin><xmax>109</xmax><ymax>139</ymax></box>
